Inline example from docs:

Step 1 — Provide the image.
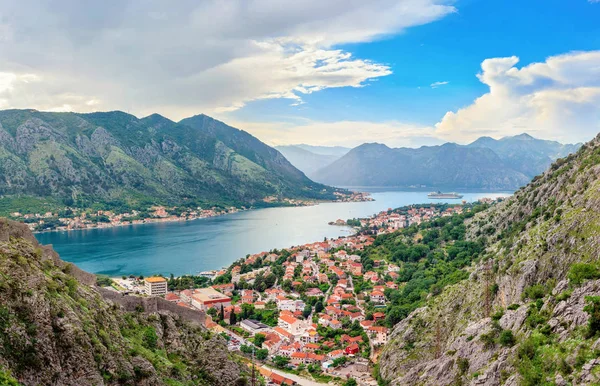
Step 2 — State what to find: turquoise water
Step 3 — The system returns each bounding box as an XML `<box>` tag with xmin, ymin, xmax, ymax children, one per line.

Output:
<box><xmin>35</xmin><ymin>191</ymin><xmax>511</xmax><ymax>277</ymax></box>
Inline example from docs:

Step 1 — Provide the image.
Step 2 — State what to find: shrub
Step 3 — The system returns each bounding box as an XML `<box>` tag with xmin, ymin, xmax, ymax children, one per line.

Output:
<box><xmin>142</xmin><ymin>327</ymin><xmax>158</xmax><ymax>350</ymax></box>
<box><xmin>498</xmin><ymin>330</ymin><xmax>515</xmax><ymax>347</ymax></box>
<box><xmin>491</xmin><ymin>310</ymin><xmax>504</xmax><ymax>321</ymax></box>
<box><xmin>584</xmin><ymin>296</ymin><xmax>600</xmax><ymax>338</ymax></box>
<box><xmin>507</xmin><ymin>304</ymin><xmax>520</xmax><ymax>311</ymax></box>
<box><xmin>522</xmin><ymin>284</ymin><xmax>546</xmax><ymax>301</ymax></box>
<box><xmin>568</xmin><ymin>263</ymin><xmax>600</xmax><ymax>285</ymax></box>
<box><xmin>456</xmin><ymin>357</ymin><xmax>469</xmax><ymax>374</ymax></box>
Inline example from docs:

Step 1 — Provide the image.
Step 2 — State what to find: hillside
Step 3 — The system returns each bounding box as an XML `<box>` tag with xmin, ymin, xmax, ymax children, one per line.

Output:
<box><xmin>312</xmin><ymin>134</ymin><xmax>580</xmax><ymax>190</ymax></box>
<box><xmin>467</xmin><ymin>133</ymin><xmax>581</xmax><ymax>178</ymax></box>
<box><xmin>0</xmin><ymin>218</ymin><xmax>243</xmax><ymax>385</ymax></box>
<box><xmin>274</xmin><ymin>145</ymin><xmax>348</xmax><ymax>178</ymax></box>
<box><xmin>376</xmin><ymin>135</ymin><xmax>600</xmax><ymax>384</ymax></box>
<box><xmin>0</xmin><ymin>109</ymin><xmax>338</xmax><ymax>215</ymax></box>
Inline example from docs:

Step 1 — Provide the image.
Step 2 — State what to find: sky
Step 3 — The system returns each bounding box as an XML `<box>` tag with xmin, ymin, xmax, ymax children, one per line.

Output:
<box><xmin>0</xmin><ymin>0</ymin><xmax>599</xmax><ymax>148</ymax></box>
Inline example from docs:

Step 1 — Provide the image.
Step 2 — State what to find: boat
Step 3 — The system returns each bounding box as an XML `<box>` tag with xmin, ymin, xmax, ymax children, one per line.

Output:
<box><xmin>427</xmin><ymin>191</ymin><xmax>463</xmax><ymax>199</ymax></box>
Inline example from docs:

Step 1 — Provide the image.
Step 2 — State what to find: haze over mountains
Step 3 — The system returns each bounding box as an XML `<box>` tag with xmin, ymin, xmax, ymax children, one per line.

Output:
<box><xmin>291</xmin><ymin>134</ymin><xmax>580</xmax><ymax>190</ymax></box>
<box><xmin>274</xmin><ymin>144</ymin><xmax>350</xmax><ymax>178</ymax></box>
<box><xmin>0</xmin><ymin>109</ymin><xmax>338</xmax><ymax>213</ymax></box>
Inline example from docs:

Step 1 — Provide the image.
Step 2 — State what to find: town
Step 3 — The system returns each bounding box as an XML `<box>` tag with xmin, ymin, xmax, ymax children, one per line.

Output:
<box><xmin>101</xmin><ymin>202</ymin><xmax>476</xmax><ymax>385</ymax></box>
<box><xmin>9</xmin><ymin>191</ymin><xmax>373</xmax><ymax>233</ymax></box>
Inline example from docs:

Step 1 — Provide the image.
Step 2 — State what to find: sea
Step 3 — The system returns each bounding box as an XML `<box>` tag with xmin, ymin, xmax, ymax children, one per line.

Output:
<box><xmin>35</xmin><ymin>190</ymin><xmax>512</xmax><ymax>277</ymax></box>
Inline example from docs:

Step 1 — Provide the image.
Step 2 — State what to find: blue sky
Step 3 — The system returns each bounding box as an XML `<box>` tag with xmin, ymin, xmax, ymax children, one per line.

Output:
<box><xmin>221</xmin><ymin>0</ymin><xmax>600</xmax><ymax>146</ymax></box>
<box><xmin>1</xmin><ymin>0</ymin><xmax>599</xmax><ymax>147</ymax></box>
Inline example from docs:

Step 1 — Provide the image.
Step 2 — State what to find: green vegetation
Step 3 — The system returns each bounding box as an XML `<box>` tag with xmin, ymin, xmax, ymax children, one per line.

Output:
<box><xmin>568</xmin><ymin>263</ymin><xmax>600</xmax><ymax>285</ymax></box>
<box><xmin>359</xmin><ymin>204</ymin><xmax>488</xmax><ymax>326</ymax></box>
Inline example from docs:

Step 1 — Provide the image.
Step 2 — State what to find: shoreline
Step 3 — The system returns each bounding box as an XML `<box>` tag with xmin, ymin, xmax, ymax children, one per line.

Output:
<box><xmin>29</xmin><ymin>196</ymin><xmax>373</xmax><ymax>235</ymax></box>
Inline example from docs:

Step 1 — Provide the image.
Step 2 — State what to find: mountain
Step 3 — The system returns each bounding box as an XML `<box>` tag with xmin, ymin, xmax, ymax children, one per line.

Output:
<box><xmin>0</xmin><ymin>109</ymin><xmax>338</xmax><ymax>214</ymax></box>
<box><xmin>312</xmin><ymin>134</ymin><xmax>581</xmax><ymax>190</ymax></box>
<box><xmin>0</xmin><ymin>218</ymin><xmax>243</xmax><ymax>385</ymax></box>
<box><xmin>376</xmin><ymin>136</ymin><xmax>600</xmax><ymax>384</ymax></box>
<box><xmin>312</xmin><ymin>142</ymin><xmax>532</xmax><ymax>189</ymax></box>
<box><xmin>467</xmin><ymin>133</ymin><xmax>581</xmax><ymax>178</ymax></box>
<box><xmin>274</xmin><ymin>145</ymin><xmax>349</xmax><ymax>178</ymax></box>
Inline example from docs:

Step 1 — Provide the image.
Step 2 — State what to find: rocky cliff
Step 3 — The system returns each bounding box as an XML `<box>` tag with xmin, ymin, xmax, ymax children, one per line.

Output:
<box><xmin>378</xmin><ymin>136</ymin><xmax>600</xmax><ymax>385</ymax></box>
<box><xmin>0</xmin><ymin>219</ymin><xmax>244</xmax><ymax>385</ymax></box>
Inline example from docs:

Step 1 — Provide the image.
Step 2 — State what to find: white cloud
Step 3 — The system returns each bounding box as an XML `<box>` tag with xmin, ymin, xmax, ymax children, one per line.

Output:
<box><xmin>0</xmin><ymin>0</ymin><xmax>455</xmax><ymax>119</ymax></box>
<box><xmin>226</xmin><ymin>118</ymin><xmax>441</xmax><ymax>148</ymax></box>
<box><xmin>430</xmin><ymin>81</ymin><xmax>449</xmax><ymax>88</ymax></box>
<box><xmin>435</xmin><ymin>51</ymin><xmax>600</xmax><ymax>144</ymax></box>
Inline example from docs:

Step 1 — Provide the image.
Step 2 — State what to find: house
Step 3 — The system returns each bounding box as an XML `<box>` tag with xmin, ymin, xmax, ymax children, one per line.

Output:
<box><xmin>278</xmin><ymin>299</ymin><xmax>306</xmax><ymax>312</ymax></box>
<box><xmin>344</xmin><ymin>343</ymin><xmax>360</xmax><ymax>355</ymax></box>
<box><xmin>273</xmin><ymin>327</ymin><xmax>294</xmax><ymax>342</ymax></box>
<box><xmin>180</xmin><ymin>289</ymin><xmax>193</xmax><ymax>304</ymax></box>
<box><xmin>290</xmin><ymin>352</ymin><xmax>325</xmax><ymax>366</ymax></box>
<box><xmin>240</xmin><ymin>319</ymin><xmax>271</xmax><ymax>336</ymax></box>
<box><xmin>300</xmin><ymin>329</ymin><xmax>320</xmax><ymax>344</ymax></box>
<box><xmin>144</xmin><ymin>277</ymin><xmax>167</xmax><ymax>296</ymax></box>
<box><xmin>278</xmin><ymin>314</ymin><xmax>306</xmax><ymax>335</ymax></box>
<box><xmin>364</xmin><ymin>271</ymin><xmax>379</xmax><ymax>283</ymax></box>
<box><xmin>254</xmin><ymin>301</ymin><xmax>266</xmax><ymax>309</ymax></box>
<box><xmin>305</xmin><ymin>288</ymin><xmax>324</xmax><ymax>297</ymax></box>
<box><xmin>262</xmin><ymin>332</ymin><xmax>283</xmax><ymax>354</ymax></box>
<box><xmin>328</xmin><ymin>349</ymin><xmax>344</xmax><ymax>360</ymax></box>
<box><xmin>211</xmin><ymin>283</ymin><xmax>235</xmax><ymax>294</ymax></box>
<box><xmin>329</xmin><ymin>319</ymin><xmax>342</xmax><ymax>330</ymax></box>
<box><xmin>373</xmin><ymin>312</ymin><xmax>386</xmax><ymax>321</ymax></box>
<box><xmin>165</xmin><ymin>293</ymin><xmax>180</xmax><ymax>302</ymax></box>
<box><xmin>241</xmin><ymin>289</ymin><xmax>255</xmax><ymax>304</ymax></box>
<box><xmin>190</xmin><ymin>287</ymin><xmax>231</xmax><ymax>311</ymax></box>
<box><xmin>370</xmin><ymin>290</ymin><xmax>386</xmax><ymax>303</ymax></box>
<box><xmin>368</xmin><ymin>326</ymin><xmax>389</xmax><ymax>345</ymax></box>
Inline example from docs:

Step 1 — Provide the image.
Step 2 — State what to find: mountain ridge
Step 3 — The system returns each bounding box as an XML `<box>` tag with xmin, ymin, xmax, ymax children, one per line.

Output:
<box><xmin>311</xmin><ymin>134</ymin><xmax>580</xmax><ymax>189</ymax></box>
<box><xmin>0</xmin><ymin>109</ymin><xmax>339</xmax><ymax>215</ymax></box>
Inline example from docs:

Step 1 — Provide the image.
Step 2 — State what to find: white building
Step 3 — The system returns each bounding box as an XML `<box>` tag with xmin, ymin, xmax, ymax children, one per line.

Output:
<box><xmin>144</xmin><ymin>277</ymin><xmax>168</xmax><ymax>296</ymax></box>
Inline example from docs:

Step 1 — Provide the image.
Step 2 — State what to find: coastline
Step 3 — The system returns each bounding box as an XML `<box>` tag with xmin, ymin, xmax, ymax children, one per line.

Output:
<box><xmin>29</xmin><ymin>195</ymin><xmax>373</xmax><ymax>234</ymax></box>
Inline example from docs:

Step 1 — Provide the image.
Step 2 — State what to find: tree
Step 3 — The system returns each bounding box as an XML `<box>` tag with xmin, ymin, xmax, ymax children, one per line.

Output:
<box><xmin>230</xmin><ymin>310</ymin><xmax>237</xmax><ymax>325</ymax></box>
<box><xmin>303</xmin><ymin>304</ymin><xmax>312</xmax><ymax>319</ymax></box>
<box><xmin>344</xmin><ymin>379</ymin><xmax>358</xmax><ymax>386</ymax></box>
<box><xmin>273</xmin><ymin>356</ymin><xmax>290</xmax><ymax>368</ymax></box>
<box><xmin>220</xmin><ymin>304</ymin><xmax>225</xmax><ymax>321</ymax></box>
<box><xmin>254</xmin><ymin>333</ymin><xmax>266</xmax><ymax>347</ymax></box>
<box><xmin>255</xmin><ymin>349</ymin><xmax>268</xmax><ymax>361</ymax></box>
<box><xmin>315</xmin><ymin>300</ymin><xmax>324</xmax><ymax>313</ymax></box>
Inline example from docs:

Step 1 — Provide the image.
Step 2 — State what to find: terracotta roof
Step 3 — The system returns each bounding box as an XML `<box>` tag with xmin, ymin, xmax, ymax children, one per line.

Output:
<box><xmin>145</xmin><ymin>276</ymin><xmax>167</xmax><ymax>283</ymax></box>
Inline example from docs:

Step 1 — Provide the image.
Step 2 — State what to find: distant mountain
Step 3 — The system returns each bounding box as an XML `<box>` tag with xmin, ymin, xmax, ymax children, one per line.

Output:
<box><xmin>467</xmin><ymin>133</ymin><xmax>581</xmax><ymax>177</ymax></box>
<box><xmin>312</xmin><ymin>134</ymin><xmax>581</xmax><ymax>190</ymax></box>
<box><xmin>0</xmin><ymin>109</ymin><xmax>338</xmax><ymax>213</ymax></box>
<box><xmin>275</xmin><ymin>145</ymin><xmax>349</xmax><ymax>178</ymax></box>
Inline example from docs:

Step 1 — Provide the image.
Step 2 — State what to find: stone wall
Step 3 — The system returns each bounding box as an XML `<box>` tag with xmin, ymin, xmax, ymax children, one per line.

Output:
<box><xmin>98</xmin><ymin>288</ymin><xmax>206</xmax><ymax>325</ymax></box>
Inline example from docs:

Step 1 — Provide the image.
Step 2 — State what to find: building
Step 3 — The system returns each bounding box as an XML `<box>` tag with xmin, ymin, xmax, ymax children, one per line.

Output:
<box><xmin>240</xmin><ymin>319</ymin><xmax>271</xmax><ymax>336</ymax></box>
<box><xmin>190</xmin><ymin>287</ymin><xmax>232</xmax><ymax>311</ymax></box>
<box><xmin>144</xmin><ymin>276</ymin><xmax>167</xmax><ymax>296</ymax></box>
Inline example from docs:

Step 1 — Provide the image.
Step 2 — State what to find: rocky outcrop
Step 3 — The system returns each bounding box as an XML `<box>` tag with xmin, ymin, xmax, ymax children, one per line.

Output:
<box><xmin>0</xmin><ymin>219</ymin><xmax>244</xmax><ymax>385</ymax></box>
<box><xmin>379</xmin><ymin>134</ymin><xmax>600</xmax><ymax>385</ymax></box>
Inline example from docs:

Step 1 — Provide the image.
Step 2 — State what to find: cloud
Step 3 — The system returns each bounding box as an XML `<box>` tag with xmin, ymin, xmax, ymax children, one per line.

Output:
<box><xmin>0</xmin><ymin>0</ymin><xmax>455</xmax><ymax>119</ymax></box>
<box><xmin>435</xmin><ymin>51</ymin><xmax>600</xmax><ymax>144</ymax></box>
<box><xmin>430</xmin><ymin>81</ymin><xmax>449</xmax><ymax>88</ymax></box>
<box><xmin>227</xmin><ymin>118</ymin><xmax>442</xmax><ymax>148</ymax></box>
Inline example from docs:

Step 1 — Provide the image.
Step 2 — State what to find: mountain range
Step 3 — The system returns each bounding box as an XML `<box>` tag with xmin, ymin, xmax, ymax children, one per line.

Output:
<box><xmin>274</xmin><ymin>144</ymin><xmax>350</xmax><ymax>178</ymax></box>
<box><xmin>309</xmin><ymin>134</ymin><xmax>580</xmax><ymax>190</ymax></box>
<box><xmin>0</xmin><ymin>109</ymin><xmax>338</xmax><ymax>214</ymax></box>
